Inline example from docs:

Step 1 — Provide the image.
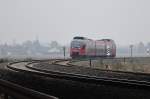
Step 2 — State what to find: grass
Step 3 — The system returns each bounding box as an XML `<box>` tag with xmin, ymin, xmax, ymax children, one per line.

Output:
<box><xmin>71</xmin><ymin>57</ymin><xmax>150</xmax><ymax>73</ymax></box>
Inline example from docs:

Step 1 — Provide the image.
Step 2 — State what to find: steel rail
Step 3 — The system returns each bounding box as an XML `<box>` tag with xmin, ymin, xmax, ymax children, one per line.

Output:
<box><xmin>7</xmin><ymin>61</ymin><xmax>150</xmax><ymax>88</ymax></box>
<box><xmin>25</xmin><ymin>63</ymin><xmax>150</xmax><ymax>87</ymax></box>
<box><xmin>0</xmin><ymin>79</ymin><xmax>58</xmax><ymax>99</ymax></box>
<box><xmin>7</xmin><ymin>60</ymin><xmax>150</xmax><ymax>91</ymax></box>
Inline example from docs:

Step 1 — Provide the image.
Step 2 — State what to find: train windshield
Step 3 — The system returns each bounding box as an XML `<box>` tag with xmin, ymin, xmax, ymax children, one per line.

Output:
<box><xmin>71</xmin><ymin>41</ymin><xmax>84</xmax><ymax>48</ymax></box>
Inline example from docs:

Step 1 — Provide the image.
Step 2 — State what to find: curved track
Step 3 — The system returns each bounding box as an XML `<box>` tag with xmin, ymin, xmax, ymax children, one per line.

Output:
<box><xmin>5</xmin><ymin>59</ymin><xmax>150</xmax><ymax>99</ymax></box>
<box><xmin>7</xmin><ymin>59</ymin><xmax>150</xmax><ymax>88</ymax></box>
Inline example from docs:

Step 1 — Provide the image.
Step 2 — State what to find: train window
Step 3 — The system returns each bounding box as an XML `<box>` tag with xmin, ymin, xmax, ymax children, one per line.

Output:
<box><xmin>71</xmin><ymin>42</ymin><xmax>81</xmax><ymax>48</ymax></box>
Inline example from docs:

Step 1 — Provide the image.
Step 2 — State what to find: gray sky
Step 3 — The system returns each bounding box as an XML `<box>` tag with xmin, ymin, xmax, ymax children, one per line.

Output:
<box><xmin>0</xmin><ymin>0</ymin><xmax>150</xmax><ymax>46</ymax></box>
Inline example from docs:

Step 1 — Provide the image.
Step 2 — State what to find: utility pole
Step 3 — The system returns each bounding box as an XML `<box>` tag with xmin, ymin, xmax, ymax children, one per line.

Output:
<box><xmin>130</xmin><ymin>45</ymin><xmax>133</xmax><ymax>57</ymax></box>
<box><xmin>63</xmin><ymin>46</ymin><xmax>66</xmax><ymax>59</ymax></box>
<box><xmin>95</xmin><ymin>41</ymin><xmax>96</xmax><ymax>57</ymax></box>
<box><xmin>89</xmin><ymin>59</ymin><xmax>92</xmax><ymax>68</ymax></box>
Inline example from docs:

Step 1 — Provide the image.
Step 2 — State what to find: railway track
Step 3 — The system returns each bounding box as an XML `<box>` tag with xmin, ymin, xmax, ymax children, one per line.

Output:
<box><xmin>3</xmin><ymin>58</ymin><xmax>150</xmax><ymax>99</ymax></box>
<box><xmin>6</xmin><ymin>59</ymin><xmax>150</xmax><ymax>87</ymax></box>
<box><xmin>0</xmin><ymin>79</ymin><xmax>58</xmax><ymax>99</ymax></box>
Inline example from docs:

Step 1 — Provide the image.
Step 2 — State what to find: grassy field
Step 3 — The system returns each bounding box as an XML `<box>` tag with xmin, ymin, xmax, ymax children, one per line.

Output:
<box><xmin>71</xmin><ymin>57</ymin><xmax>150</xmax><ymax>73</ymax></box>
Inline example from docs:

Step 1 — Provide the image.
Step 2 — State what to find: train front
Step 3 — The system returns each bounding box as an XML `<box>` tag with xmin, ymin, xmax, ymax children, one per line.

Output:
<box><xmin>70</xmin><ymin>37</ymin><xmax>86</xmax><ymax>58</ymax></box>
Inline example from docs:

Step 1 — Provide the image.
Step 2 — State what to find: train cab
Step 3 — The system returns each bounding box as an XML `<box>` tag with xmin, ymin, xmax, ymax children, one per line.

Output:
<box><xmin>70</xmin><ymin>37</ymin><xmax>86</xmax><ymax>58</ymax></box>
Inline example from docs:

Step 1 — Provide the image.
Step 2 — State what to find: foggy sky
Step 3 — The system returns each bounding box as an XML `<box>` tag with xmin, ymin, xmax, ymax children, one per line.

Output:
<box><xmin>0</xmin><ymin>0</ymin><xmax>150</xmax><ymax>46</ymax></box>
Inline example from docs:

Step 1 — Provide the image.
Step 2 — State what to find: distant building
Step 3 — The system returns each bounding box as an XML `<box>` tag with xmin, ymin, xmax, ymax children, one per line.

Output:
<box><xmin>137</xmin><ymin>42</ymin><xmax>146</xmax><ymax>56</ymax></box>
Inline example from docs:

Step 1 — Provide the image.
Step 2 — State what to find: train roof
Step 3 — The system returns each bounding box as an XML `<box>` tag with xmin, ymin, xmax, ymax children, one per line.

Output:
<box><xmin>73</xmin><ymin>36</ymin><xmax>86</xmax><ymax>40</ymax></box>
<box><xmin>73</xmin><ymin>36</ymin><xmax>93</xmax><ymax>40</ymax></box>
<box><xmin>73</xmin><ymin>37</ymin><xmax>114</xmax><ymax>42</ymax></box>
<box><xmin>97</xmin><ymin>39</ymin><xmax>113</xmax><ymax>41</ymax></box>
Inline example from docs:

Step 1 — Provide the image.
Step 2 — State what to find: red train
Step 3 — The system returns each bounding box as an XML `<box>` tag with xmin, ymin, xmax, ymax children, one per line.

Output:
<box><xmin>70</xmin><ymin>36</ymin><xmax>116</xmax><ymax>58</ymax></box>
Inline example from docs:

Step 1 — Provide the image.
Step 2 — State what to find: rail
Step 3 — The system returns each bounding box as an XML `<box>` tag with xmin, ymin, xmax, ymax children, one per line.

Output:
<box><xmin>25</xmin><ymin>63</ymin><xmax>150</xmax><ymax>87</ymax></box>
<box><xmin>8</xmin><ymin>60</ymin><xmax>150</xmax><ymax>89</ymax></box>
<box><xmin>0</xmin><ymin>79</ymin><xmax>58</xmax><ymax>99</ymax></box>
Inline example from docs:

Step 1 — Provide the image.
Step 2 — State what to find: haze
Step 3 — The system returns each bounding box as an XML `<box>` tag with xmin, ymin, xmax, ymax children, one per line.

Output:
<box><xmin>0</xmin><ymin>0</ymin><xmax>150</xmax><ymax>46</ymax></box>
